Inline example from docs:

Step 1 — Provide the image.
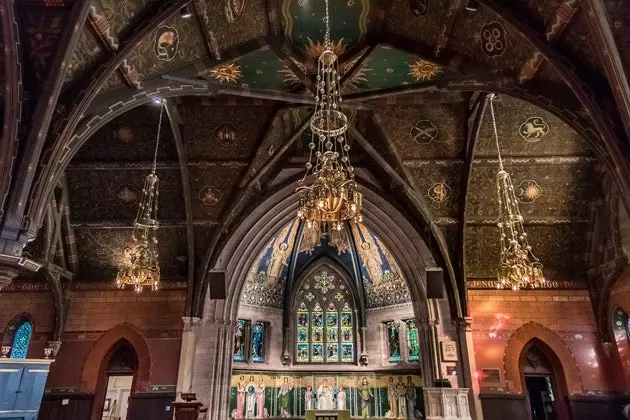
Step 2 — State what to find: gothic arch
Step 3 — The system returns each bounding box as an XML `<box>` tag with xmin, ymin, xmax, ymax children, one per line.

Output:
<box><xmin>504</xmin><ymin>322</ymin><xmax>583</xmax><ymax>395</ymax></box>
<box><xmin>79</xmin><ymin>323</ymin><xmax>151</xmax><ymax>394</ymax></box>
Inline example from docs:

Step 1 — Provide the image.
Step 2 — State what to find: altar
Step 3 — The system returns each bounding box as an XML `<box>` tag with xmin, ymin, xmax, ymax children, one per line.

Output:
<box><xmin>305</xmin><ymin>409</ymin><xmax>350</xmax><ymax>420</ymax></box>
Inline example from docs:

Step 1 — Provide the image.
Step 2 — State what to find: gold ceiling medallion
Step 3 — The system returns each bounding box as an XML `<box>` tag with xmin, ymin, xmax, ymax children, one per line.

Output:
<box><xmin>488</xmin><ymin>94</ymin><xmax>545</xmax><ymax>290</ymax></box>
<box><xmin>519</xmin><ymin>117</ymin><xmax>549</xmax><ymax>142</ymax></box>
<box><xmin>154</xmin><ymin>26</ymin><xmax>179</xmax><ymax>62</ymax></box>
<box><xmin>408</xmin><ymin>59</ymin><xmax>441</xmax><ymax>81</ymax></box>
<box><xmin>208</xmin><ymin>63</ymin><xmax>242</xmax><ymax>84</ymax></box>
<box><xmin>116</xmin><ymin>100</ymin><xmax>166</xmax><ymax>292</ymax></box>
<box><xmin>296</xmin><ymin>0</ymin><xmax>363</xmax><ymax>241</ymax></box>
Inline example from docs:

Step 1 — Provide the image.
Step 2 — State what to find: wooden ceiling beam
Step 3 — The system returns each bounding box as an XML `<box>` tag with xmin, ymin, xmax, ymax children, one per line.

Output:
<box><xmin>192</xmin><ymin>0</ymin><xmax>221</xmax><ymax>60</ymax></box>
<box><xmin>4</xmin><ymin>0</ymin><xmax>90</xmax><ymax>237</ymax></box>
<box><xmin>267</xmin><ymin>36</ymin><xmax>316</xmax><ymax>94</ymax></box>
<box><xmin>580</xmin><ymin>0</ymin><xmax>630</xmax><ymax>140</ymax></box>
<box><xmin>517</xmin><ymin>0</ymin><xmax>580</xmax><ymax>83</ymax></box>
<box><xmin>26</xmin><ymin>0</ymin><xmax>190</xmax><ymax>235</ymax></box>
<box><xmin>435</xmin><ymin>0</ymin><xmax>466</xmax><ymax>57</ymax></box>
<box><xmin>164</xmin><ymin>101</ymin><xmax>196</xmax><ymax>317</ymax></box>
<box><xmin>457</xmin><ymin>93</ymin><xmax>488</xmax><ymax>306</ymax></box>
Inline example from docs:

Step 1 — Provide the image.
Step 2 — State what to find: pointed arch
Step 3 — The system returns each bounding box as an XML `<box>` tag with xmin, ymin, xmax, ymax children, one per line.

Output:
<box><xmin>504</xmin><ymin>322</ymin><xmax>583</xmax><ymax>395</ymax></box>
<box><xmin>79</xmin><ymin>323</ymin><xmax>151</xmax><ymax>394</ymax></box>
<box><xmin>4</xmin><ymin>313</ymin><xmax>34</xmax><ymax>359</ymax></box>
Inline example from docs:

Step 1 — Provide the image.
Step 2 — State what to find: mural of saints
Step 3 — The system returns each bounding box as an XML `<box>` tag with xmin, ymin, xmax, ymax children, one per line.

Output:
<box><xmin>304</xmin><ymin>385</ymin><xmax>313</xmax><ymax>410</ymax></box>
<box><xmin>266</xmin><ymin>242</ymin><xmax>289</xmax><ymax>284</ymax></box>
<box><xmin>278</xmin><ymin>377</ymin><xmax>293</xmax><ymax>417</ymax></box>
<box><xmin>396</xmin><ymin>377</ymin><xmax>407</xmax><ymax>418</ymax></box>
<box><xmin>246</xmin><ymin>376</ymin><xmax>256</xmax><ymax>418</ymax></box>
<box><xmin>337</xmin><ymin>387</ymin><xmax>346</xmax><ymax>410</ymax></box>
<box><xmin>317</xmin><ymin>379</ymin><xmax>334</xmax><ymax>410</ymax></box>
<box><xmin>255</xmin><ymin>378</ymin><xmax>265</xmax><ymax>419</ymax></box>
<box><xmin>387</xmin><ymin>377</ymin><xmax>397</xmax><ymax>418</ymax></box>
<box><xmin>359</xmin><ymin>377</ymin><xmax>373</xmax><ymax>418</ymax></box>
<box><xmin>235</xmin><ymin>376</ymin><xmax>246</xmax><ymax>419</ymax></box>
<box><xmin>406</xmin><ymin>376</ymin><xmax>418</xmax><ymax>420</ymax></box>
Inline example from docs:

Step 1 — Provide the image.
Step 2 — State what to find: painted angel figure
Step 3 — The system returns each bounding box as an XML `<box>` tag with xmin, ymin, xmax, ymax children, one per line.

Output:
<box><xmin>277</xmin><ymin>377</ymin><xmax>293</xmax><ymax>418</ymax></box>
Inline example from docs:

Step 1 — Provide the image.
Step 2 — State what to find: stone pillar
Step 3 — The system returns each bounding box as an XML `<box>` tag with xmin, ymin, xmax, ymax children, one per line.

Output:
<box><xmin>176</xmin><ymin>317</ymin><xmax>202</xmax><ymax>401</ymax></box>
<box><xmin>0</xmin><ymin>267</ymin><xmax>19</xmax><ymax>290</ymax></box>
<box><xmin>193</xmin><ymin>319</ymin><xmax>236</xmax><ymax>420</ymax></box>
<box><xmin>421</xmin><ymin>319</ymin><xmax>440</xmax><ymax>386</ymax></box>
<box><xmin>454</xmin><ymin>317</ymin><xmax>483</xmax><ymax>420</ymax></box>
<box><xmin>359</xmin><ymin>326</ymin><xmax>368</xmax><ymax>365</ymax></box>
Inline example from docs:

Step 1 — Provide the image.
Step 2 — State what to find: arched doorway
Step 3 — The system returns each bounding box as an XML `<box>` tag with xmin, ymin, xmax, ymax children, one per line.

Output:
<box><xmin>94</xmin><ymin>341</ymin><xmax>138</xmax><ymax>420</ymax></box>
<box><xmin>519</xmin><ymin>340</ymin><xmax>569</xmax><ymax>420</ymax></box>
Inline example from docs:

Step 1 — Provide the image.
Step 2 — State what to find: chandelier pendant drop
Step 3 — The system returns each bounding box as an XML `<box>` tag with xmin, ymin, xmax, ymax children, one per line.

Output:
<box><xmin>296</xmin><ymin>0</ymin><xmax>363</xmax><ymax>239</ymax></box>
<box><xmin>489</xmin><ymin>94</ymin><xmax>545</xmax><ymax>290</ymax></box>
<box><xmin>116</xmin><ymin>101</ymin><xmax>165</xmax><ymax>292</ymax></box>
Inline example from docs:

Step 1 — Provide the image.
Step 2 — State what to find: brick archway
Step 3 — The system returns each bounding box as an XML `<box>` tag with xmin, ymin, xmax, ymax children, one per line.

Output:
<box><xmin>79</xmin><ymin>323</ymin><xmax>151</xmax><ymax>394</ymax></box>
<box><xmin>504</xmin><ymin>321</ymin><xmax>583</xmax><ymax>395</ymax></box>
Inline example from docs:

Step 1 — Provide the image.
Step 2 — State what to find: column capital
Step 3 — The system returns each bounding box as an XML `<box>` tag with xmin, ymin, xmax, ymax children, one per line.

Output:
<box><xmin>182</xmin><ymin>317</ymin><xmax>202</xmax><ymax>332</ymax></box>
<box><xmin>454</xmin><ymin>316</ymin><xmax>473</xmax><ymax>332</ymax></box>
<box><xmin>47</xmin><ymin>340</ymin><xmax>62</xmax><ymax>357</ymax></box>
<box><xmin>0</xmin><ymin>266</ymin><xmax>19</xmax><ymax>291</ymax></box>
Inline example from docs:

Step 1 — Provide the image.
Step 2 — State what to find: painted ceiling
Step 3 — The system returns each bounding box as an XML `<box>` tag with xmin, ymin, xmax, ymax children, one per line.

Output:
<box><xmin>240</xmin><ymin>220</ymin><xmax>410</xmax><ymax>309</ymax></box>
<box><xmin>7</xmin><ymin>0</ymin><xmax>630</xmax><ymax>318</ymax></box>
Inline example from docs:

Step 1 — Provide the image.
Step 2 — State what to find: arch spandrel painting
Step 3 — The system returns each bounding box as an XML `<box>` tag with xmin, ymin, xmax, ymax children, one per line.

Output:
<box><xmin>241</xmin><ymin>220</ymin><xmax>411</xmax><ymax>309</ymax></box>
<box><xmin>350</xmin><ymin>223</ymin><xmax>411</xmax><ymax>308</ymax></box>
<box><xmin>241</xmin><ymin>219</ymin><xmax>300</xmax><ymax>308</ymax></box>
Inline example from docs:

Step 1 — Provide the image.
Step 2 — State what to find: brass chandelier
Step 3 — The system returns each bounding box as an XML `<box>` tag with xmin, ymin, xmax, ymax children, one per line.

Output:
<box><xmin>488</xmin><ymin>94</ymin><xmax>546</xmax><ymax>290</ymax></box>
<box><xmin>116</xmin><ymin>100</ymin><xmax>165</xmax><ymax>292</ymax></box>
<box><xmin>296</xmin><ymin>0</ymin><xmax>363</xmax><ymax>238</ymax></box>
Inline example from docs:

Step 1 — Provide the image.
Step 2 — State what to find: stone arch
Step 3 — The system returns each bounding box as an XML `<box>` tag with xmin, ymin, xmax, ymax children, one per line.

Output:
<box><xmin>79</xmin><ymin>323</ymin><xmax>151</xmax><ymax>394</ymax></box>
<box><xmin>504</xmin><ymin>322</ymin><xmax>583</xmax><ymax>395</ymax></box>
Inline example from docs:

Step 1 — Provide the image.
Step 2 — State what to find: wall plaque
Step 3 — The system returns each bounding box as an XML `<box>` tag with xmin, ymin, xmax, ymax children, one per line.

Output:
<box><xmin>440</xmin><ymin>340</ymin><xmax>458</xmax><ymax>362</ymax></box>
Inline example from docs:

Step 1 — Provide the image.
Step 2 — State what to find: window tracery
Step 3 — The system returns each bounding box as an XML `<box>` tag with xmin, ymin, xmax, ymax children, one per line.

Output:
<box><xmin>10</xmin><ymin>321</ymin><xmax>32</xmax><ymax>359</ymax></box>
<box><xmin>295</xmin><ymin>267</ymin><xmax>356</xmax><ymax>364</ymax></box>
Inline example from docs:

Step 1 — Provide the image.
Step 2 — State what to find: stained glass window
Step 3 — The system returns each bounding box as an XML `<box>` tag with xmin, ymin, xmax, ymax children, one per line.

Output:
<box><xmin>386</xmin><ymin>321</ymin><xmax>401</xmax><ymax>362</ymax></box>
<box><xmin>10</xmin><ymin>321</ymin><xmax>32</xmax><ymax>359</ymax></box>
<box><xmin>251</xmin><ymin>322</ymin><xmax>265</xmax><ymax>363</ymax></box>
<box><xmin>405</xmin><ymin>319</ymin><xmax>420</xmax><ymax>361</ymax></box>
<box><xmin>233</xmin><ymin>319</ymin><xmax>249</xmax><ymax>362</ymax></box>
<box><xmin>294</xmin><ymin>267</ymin><xmax>356</xmax><ymax>364</ymax></box>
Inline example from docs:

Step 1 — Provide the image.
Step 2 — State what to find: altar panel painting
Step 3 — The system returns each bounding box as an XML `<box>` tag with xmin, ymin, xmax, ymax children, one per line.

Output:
<box><xmin>230</xmin><ymin>371</ymin><xmax>423</xmax><ymax>418</ymax></box>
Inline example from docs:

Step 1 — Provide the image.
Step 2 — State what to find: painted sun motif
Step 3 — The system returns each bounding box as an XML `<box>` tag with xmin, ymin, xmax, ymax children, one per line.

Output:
<box><xmin>115</xmin><ymin>185</ymin><xmax>139</xmax><ymax>205</ymax></box>
<box><xmin>305</xmin><ymin>38</ymin><xmax>347</xmax><ymax>59</ymax></box>
<box><xmin>208</xmin><ymin>63</ymin><xmax>242</xmax><ymax>84</ymax></box>
<box><xmin>515</xmin><ymin>180</ymin><xmax>542</xmax><ymax>203</ymax></box>
<box><xmin>408</xmin><ymin>59</ymin><xmax>441</xmax><ymax>81</ymax></box>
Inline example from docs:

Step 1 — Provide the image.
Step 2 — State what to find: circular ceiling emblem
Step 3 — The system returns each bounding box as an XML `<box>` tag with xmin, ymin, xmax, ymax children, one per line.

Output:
<box><xmin>115</xmin><ymin>185</ymin><xmax>139</xmax><ymax>205</ymax></box>
<box><xmin>480</xmin><ymin>21</ymin><xmax>507</xmax><ymax>57</ymax></box>
<box><xmin>428</xmin><ymin>182</ymin><xmax>452</xmax><ymax>203</ymax></box>
<box><xmin>199</xmin><ymin>186</ymin><xmax>222</xmax><ymax>206</ymax></box>
<box><xmin>519</xmin><ymin>117</ymin><xmax>549</xmax><ymax>142</ymax></box>
<box><xmin>214</xmin><ymin>122</ymin><xmax>238</xmax><ymax>146</ymax></box>
<box><xmin>154</xmin><ymin>26</ymin><xmax>179</xmax><ymax>62</ymax></box>
<box><xmin>405</xmin><ymin>0</ymin><xmax>429</xmax><ymax>17</ymax></box>
<box><xmin>209</xmin><ymin>63</ymin><xmax>242</xmax><ymax>84</ymax></box>
<box><xmin>111</xmin><ymin>124</ymin><xmax>134</xmax><ymax>143</ymax></box>
<box><xmin>411</xmin><ymin>120</ymin><xmax>438</xmax><ymax>144</ymax></box>
<box><xmin>514</xmin><ymin>180</ymin><xmax>542</xmax><ymax>203</ymax></box>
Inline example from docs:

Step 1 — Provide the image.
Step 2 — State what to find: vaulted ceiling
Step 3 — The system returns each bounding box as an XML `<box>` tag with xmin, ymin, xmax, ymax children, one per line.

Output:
<box><xmin>3</xmin><ymin>0</ymin><xmax>630</xmax><ymax>323</ymax></box>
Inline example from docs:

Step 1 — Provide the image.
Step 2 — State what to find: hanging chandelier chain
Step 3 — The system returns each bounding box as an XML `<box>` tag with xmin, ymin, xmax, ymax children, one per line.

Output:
<box><xmin>151</xmin><ymin>101</ymin><xmax>166</xmax><ymax>175</ymax></box>
<box><xmin>324</xmin><ymin>0</ymin><xmax>331</xmax><ymax>49</ymax></box>
<box><xmin>488</xmin><ymin>93</ymin><xmax>504</xmax><ymax>172</ymax></box>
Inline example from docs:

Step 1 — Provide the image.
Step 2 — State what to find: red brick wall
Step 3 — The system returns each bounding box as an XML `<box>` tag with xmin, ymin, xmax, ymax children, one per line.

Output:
<box><xmin>469</xmin><ymin>289</ymin><xmax>610</xmax><ymax>394</ymax></box>
<box><xmin>607</xmin><ymin>268</ymin><xmax>630</xmax><ymax>391</ymax></box>
<box><xmin>0</xmin><ymin>288</ymin><xmax>186</xmax><ymax>389</ymax></box>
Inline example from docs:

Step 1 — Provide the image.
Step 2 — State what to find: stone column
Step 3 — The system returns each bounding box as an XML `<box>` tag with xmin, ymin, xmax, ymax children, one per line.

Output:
<box><xmin>193</xmin><ymin>319</ymin><xmax>236</xmax><ymax>420</ymax></box>
<box><xmin>0</xmin><ymin>267</ymin><xmax>19</xmax><ymax>291</ymax></box>
<box><xmin>454</xmin><ymin>317</ymin><xmax>483</xmax><ymax>420</ymax></box>
<box><xmin>359</xmin><ymin>326</ymin><xmax>369</xmax><ymax>365</ymax></box>
<box><xmin>176</xmin><ymin>317</ymin><xmax>202</xmax><ymax>401</ymax></box>
<box><xmin>421</xmin><ymin>319</ymin><xmax>440</xmax><ymax>386</ymax></box>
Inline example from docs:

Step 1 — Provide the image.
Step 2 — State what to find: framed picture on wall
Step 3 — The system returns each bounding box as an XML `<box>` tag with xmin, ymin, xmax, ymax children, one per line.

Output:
<box><xmin>440</xmin><ymin>340</ymin><xmax>458</xmax><ymax>362</ymax></box>
<box><xmin>103</xmin><ymin>398</ymin><xmax>111</xmax><ymax>412</ymax></box>
<box><xmin>481</xmin><ymin>368</ymin><xmax>501</xmax><ymax>383</ymax></box>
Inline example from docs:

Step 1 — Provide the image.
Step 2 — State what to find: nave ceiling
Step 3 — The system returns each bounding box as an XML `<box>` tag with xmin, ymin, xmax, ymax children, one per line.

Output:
<box><xmin>0</xmin><ymin>0</ymin><xmax>628</xmax><ymax>321</ymax></box>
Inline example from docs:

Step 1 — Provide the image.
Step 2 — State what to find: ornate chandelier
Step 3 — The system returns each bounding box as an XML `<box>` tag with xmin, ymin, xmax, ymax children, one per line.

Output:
<box><xmin>116</xmin><ymin>100</ymin><xmax>165</xmax><ymax>292</ymax></box>
<box><xmin>296</xmin><ymin>0</ymin><xmax>363</xmax><ymax>238</ymax></box>
<box><xmin>488</xmin><ymin>94</ymin><xmax>546</xmax><ymax>290</ymax></box>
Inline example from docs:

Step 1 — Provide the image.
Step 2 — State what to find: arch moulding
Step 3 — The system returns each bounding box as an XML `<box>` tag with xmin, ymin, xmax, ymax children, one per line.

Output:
<box><xmin>79</xmin><ymin>323</ymin><xmax>151</xmax><ymax>393</ymax></box>
<box><xmin>503</xmin><ymin>321</ymin><xmax>583</xmax><ymax>395</ymax></box>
